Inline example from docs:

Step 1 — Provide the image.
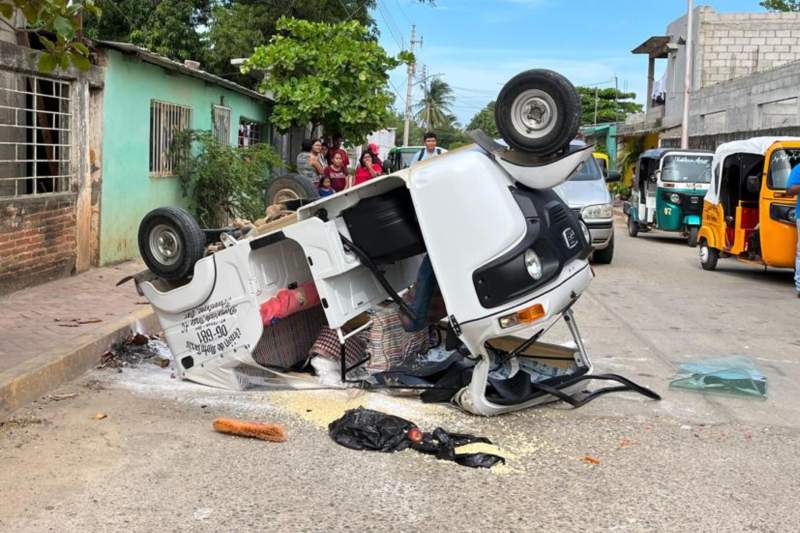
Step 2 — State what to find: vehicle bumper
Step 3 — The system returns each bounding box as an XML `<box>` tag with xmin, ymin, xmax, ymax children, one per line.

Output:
<box><xmin>585</xmin><ymin>219</ymin><xmax>614</xmax><ymax>249</ymax></box>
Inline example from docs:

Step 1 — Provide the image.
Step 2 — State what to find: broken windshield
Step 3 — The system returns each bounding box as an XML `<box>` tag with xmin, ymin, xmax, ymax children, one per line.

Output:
<box><xmin>767</xmin><ymin>148</ymin><xmax>800</xmax><ymax>189</ymax></box>
<box><xmin>661</xmin><ymin>155</ymin><xmax>712</xmax><ymax>183</ymax></box>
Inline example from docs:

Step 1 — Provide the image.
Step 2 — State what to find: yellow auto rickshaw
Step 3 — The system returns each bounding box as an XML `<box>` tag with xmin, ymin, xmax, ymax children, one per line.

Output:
<box><xmin>593</xmin><ymin>152</ymin><xmax>609</xmax><ymax>177</ymax></box>
<box><xmin>698</xmin><ymin>137</ymin><xmax>799</xmax><ymax>271</ymax></box>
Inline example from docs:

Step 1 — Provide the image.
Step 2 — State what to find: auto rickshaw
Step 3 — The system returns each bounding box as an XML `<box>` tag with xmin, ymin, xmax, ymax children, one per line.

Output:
<box><xmin>698</xmin><ymin>137</ymin><xmax>799</xmax><ymax>271</ymax></box>
<box><xmin>593</xmin><ymin>152</ymin><xmax>609</xmax><ymax>177</ymax></box>
<box><xmin>625</xmin><ymin>148</ymin><xmax>713</xmax><ymax>246</ymax></box>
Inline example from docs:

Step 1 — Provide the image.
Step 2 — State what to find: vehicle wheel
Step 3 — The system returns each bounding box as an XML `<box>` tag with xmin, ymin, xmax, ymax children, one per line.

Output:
<box><xmin>687</xmin><ymin>226</ymin><xmax>699</xmax><ymax>247</ymax></box>
<box><xmin>592</xmin><ymin>234</ymin><xmax>614</xmax><ymax>264</ymax></box>
<box><xmin>138</xmin><ymin>207</ymin><xmax>206</xmax><ymax>280</ymax></box>
<box><xmin>494</xmin><ymin>69</ymin><xmax>581</xmax><ymax>157</ymax></box>
<box><xmin>699</xmin><ymin>239</ymin><xmax>719</xmax><ymax>271</ymax></box>
<box><xmin>627</xmin><ymin>215</ymin><xmax>639</xmax><ymax>237</ymax></box>
<box><xmin>266</xmin><ymin>174</ymin><xmax>320</xmax><ymax>205</ymax></box>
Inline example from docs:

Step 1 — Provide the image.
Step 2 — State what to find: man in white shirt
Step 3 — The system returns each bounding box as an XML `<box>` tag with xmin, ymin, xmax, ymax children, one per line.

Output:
<box><xmin>413</xmin><ymin>132</ymin><xmax>447</xmax><ymax>164</ymax></box>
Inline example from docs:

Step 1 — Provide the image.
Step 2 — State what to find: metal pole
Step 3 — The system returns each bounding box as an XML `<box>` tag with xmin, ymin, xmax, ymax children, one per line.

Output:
<box><xmin>681</xmin><ymin>0</ymin><xmax>693</xmax><ymax>149</ymax></box>
<box><xmin>403</xmin><ymin>25</ymin><xmax>419</xmax><ymax>146</ymax></box>
<box><xmin>593</xmin><ymin>87</ymin><xmax>599</xmax><ymax>127</ymax></box>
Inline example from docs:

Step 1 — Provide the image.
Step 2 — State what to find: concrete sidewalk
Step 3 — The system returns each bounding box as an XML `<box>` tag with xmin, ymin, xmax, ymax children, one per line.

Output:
<box><xmin>0</xmin><ymin>261</ymin><xmax>159</xmax><ymax>417</ymax></box>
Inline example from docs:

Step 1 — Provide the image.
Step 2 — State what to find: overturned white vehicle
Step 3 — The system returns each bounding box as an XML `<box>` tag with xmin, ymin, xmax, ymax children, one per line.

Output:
<box><xmin>133</xmin><ymin>70</ymin><xmax>659</xmax><ymax>416</ymax></box>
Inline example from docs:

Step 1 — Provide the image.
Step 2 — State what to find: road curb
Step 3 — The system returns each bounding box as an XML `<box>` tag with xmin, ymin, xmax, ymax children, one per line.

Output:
<box><xmin>0</xmin><ymin>307</ymin><xmax>159</xmax><ymax>419</ymax></box>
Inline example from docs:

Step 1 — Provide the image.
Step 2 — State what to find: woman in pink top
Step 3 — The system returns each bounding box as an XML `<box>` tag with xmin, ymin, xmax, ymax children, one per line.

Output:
<box><xmin>353</xmin><ymin>151</ymin><xmax>382</xmax><ymax>186</ymax></box>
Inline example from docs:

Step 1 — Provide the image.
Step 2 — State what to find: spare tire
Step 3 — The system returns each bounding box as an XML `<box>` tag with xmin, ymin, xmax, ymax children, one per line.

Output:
<box><xmin>495</xmin><ymin>69</ymin><xmax>581</xmax><ymax>156</ymax></box>
<box><xmin>267</xmin><ymin>174</ymin><xmax>320</xmax><ymax>205</ymax></box>
<box><xmin>138</xmin><ymin>207</ymin><xmax>206</xmax><ymax>280</ymax></box>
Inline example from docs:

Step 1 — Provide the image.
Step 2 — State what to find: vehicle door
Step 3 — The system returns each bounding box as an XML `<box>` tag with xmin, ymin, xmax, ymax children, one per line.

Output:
<box><xmin>760</xmin><ymin>145</ymin><xmax>799</xmax><ymax>267</ymax></box>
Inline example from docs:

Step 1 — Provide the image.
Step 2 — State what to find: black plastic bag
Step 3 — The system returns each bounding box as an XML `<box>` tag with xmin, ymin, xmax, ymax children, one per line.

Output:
<box><xmin>328</xmin><ymin>407</ymin><xmax>505</xmax><ymax>468</ymax></box>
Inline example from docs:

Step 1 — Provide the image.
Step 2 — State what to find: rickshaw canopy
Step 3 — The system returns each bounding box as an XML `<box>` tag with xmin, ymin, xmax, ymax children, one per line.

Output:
<box><xmin>706</xmin><ymin>137</ymin><xmax>800</xmax><ymax>206</ymax></box>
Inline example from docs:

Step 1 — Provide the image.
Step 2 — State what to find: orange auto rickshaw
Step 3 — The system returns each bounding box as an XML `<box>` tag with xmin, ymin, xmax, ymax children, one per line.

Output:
<box><xmin>698</xmin><ymin>137</ymin><xmax>798</xmax><ymax>271</ymax></box>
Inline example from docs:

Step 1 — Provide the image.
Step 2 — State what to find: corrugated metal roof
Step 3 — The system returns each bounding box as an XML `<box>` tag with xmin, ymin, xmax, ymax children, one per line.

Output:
<box><xmin>95</xmin><ymin>40</ymin><xmax>273</xmax><ymax>103</ymax></box>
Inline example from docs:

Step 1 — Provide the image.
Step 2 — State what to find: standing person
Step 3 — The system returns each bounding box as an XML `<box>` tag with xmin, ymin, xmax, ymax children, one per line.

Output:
<box><xmin>354</xmin><ymin>151</ymin><xmax>382</xmax><ymax>186</ymax></box>
<box><xmin>368</xmin><ymin>143</ymin><xmax>383</xmax><ymax>168</ymax></box>
<box><xmin>413</xmin><ymin>132</ymin><xmax>447</xmax><ymax>164</ymax></box>
<box><xmin>318</xmin><ymin>176</ymin><xmax>335</xmax><ymax>197</ymax></box>
<box><xmin>785</xmin><ymin>163</ymin><xmax>800</xmax><ymax>297</ymax></box>
<box><xmin>296</xmin><ymin>139</ymin><xmax>324</xmax><ymax>180</ymax></box>
<box><xmin>330</xmin><ymin>135</ymin><xmax>350</xmax><ymax>170</ymax></box>
<box><xmin>323</xmin><ymin>152</ymin><xmax>348</xmax><ymax>192</ymax></box>
<box><xmin>320</xmin><ymin>141</ymin><xmax>330</xmax><ymax>168</ymax></box>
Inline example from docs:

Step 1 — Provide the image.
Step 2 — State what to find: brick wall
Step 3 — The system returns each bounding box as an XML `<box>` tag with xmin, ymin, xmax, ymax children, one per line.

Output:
<box><xmin>0</xmin><ymin>195</ymin><xmax>77</xmax><ymax>295</ymax></box>
<box><xmin>699</xmin><ymin>10</ymin><xmax>800</xmax><ymax>88</ymax></box>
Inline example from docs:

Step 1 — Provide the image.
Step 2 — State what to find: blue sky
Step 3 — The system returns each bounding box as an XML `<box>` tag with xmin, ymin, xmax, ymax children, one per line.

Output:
<box><xmin>374</xmin><ymin>0</ymin><xmax>765</xmax><ymax>125</ymax></box>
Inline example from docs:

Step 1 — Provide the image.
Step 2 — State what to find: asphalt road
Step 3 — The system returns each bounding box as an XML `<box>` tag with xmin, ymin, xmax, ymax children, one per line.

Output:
<box><xmin>2</xmin><ymin>216</ymin><xmax>799</xmax><ymax>533</ymax></box>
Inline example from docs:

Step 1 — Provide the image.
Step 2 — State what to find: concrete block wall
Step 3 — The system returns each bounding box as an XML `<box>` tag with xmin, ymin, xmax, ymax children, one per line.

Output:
<box><xmin>0</xmin><ymin>196</ymin><xmax>77</xmax><ymax>294</ymax></box>
<box><xmin>699</xmin><ymin>10</ymin><xmax>800</xmax><ymax>88</ymax></box>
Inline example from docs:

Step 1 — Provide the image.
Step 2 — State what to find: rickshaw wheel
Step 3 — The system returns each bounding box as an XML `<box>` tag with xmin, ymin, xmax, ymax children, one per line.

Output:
<box><xmin>627</xmin><ymin>215</ymin><xmax>639</xmax><ymax>237</ymax></box>
<box><xmin>699</xmin><ymin>239</ymin><xmax>719</xmax><ymax>271</ymax></box>
<box><xmin>688</xmin><ymin>226</ymin><xmax>699</xmax><ymax>247</ymax></box>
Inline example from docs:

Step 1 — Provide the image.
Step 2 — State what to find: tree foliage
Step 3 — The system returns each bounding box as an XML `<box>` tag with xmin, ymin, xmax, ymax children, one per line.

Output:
<box><xmin>466</xmin><ymin>101</ymin><xmax>499</xmax><ymax>138</ymax></box>
<box><xmin>173</xmin><ymin>130</ymin><xmax>282</xmax><ymax>227</ymax></box>
<box><xmin>760</xmin><ymin>0</ymin><xmax>800</xmax><ymax>11</ymax></box>
<box><xmin>576</xmin><ymin>87</ymin><xmax>642</xmax><ymax>125</ymax></box>
<box><xmin>244</xmin><ymin>17</ymin><xmax>409</xmax><ymax>141</ymax></box>
<box><xmin>415</xmin><ymin>78</ymin><xmax>455</xmax><ymax>130</ymax></box>
<box><xmin>1</xmin><ymin>0</ymin><xmax>100</xmax><ymax>72</ymax></box>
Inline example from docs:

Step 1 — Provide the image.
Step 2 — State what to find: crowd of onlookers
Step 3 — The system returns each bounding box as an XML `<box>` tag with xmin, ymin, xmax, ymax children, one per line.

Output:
<box><xmin>295</xmin><ymin>132</ymin><xmax>447</xmax><ymax>197</ymax></box>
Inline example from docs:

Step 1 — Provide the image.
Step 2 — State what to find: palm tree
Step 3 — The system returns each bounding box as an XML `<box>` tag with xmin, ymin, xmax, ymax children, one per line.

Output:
<box><xmin>415</xmin><ymin>79</ymin><xmax>455</xmax><ymax>131</ymax></box>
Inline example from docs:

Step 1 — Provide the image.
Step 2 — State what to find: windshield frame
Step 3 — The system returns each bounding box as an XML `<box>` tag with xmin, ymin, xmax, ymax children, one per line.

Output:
<box><xmin>569</xmin><ymin>157</ymin><xmax>604</xmax><ymax>182</ymax></box>
<box><xmin>658</xmin><ymin>153</ymin><xmax>713</xmax><ymax>184</ymax></box>
<box><xmin>767</xmin><ymin>147</ymin><xmax>800</xmax><ymax>190</ymax></box>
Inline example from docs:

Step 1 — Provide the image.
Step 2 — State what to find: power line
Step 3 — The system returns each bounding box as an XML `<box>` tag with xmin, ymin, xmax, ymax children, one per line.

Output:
<box><xmin>392</xmin><ymin>0</ymin><xmax>413</xmax><ymax>26</ymax></box>
<box><xmin>375</xmin><ymin>2</ymin><xmax>404</xmax><ymax>49</ymax></box>
<box><xmin>378</xmin><ymin>1</ymin><xmax>406</xmax><ymax>47</ymax></box>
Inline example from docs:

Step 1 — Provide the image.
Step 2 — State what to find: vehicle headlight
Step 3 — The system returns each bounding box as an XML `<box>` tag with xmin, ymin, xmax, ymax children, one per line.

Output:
<box><xmin>581</xmin><ymin>203</ymin><xmax>613</xmax><ymax>220</ymax></box>
<box><xmin>524</xmin><ymin>249</ymin><xmax>543</xmax><ymax>280</ymax></box>
<box><xmin>579</xmin><ymin>220</ymin><xmax>591</xmax><ymax>244</ymax></box>
<box><xmin>669</xmin><ymin>193</ymin><xmax>681</xmax><ymax>204</ymax></box>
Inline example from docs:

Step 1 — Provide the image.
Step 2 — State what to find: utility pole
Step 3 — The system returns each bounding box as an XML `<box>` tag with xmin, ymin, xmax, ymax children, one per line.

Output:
<box><xmin>681</xmin><ymin>0</ymin><xmax>694</xmax><ymax>149</ymax></box>
<box><xmin>593</xmin><ymin>87</ymin><xmax>599</xmax><ymax>127</ymax></box>
<box><xmin>403</xmin><ymin>25</ymin><xmax>422</xmax><ymax>146</ymax></box>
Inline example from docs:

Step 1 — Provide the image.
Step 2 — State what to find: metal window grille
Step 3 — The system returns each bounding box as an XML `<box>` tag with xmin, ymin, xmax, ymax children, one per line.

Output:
<box><xmin>212</xmin><ymin>105</ymin><xmax>231</xmax><ymax>145</ymax></box>
<box><xmin>149</xmin><ymin>101</ymin><xmax>191</xmax><ymax>176</ymax></box>
<box><xmin>0</xmin><ymin>73</ymin><xmax>72</xmax><ymax>199</ymax></box>
<box><xmin>238</xmin><ymin>118</ymin><xmax>263</xmax><ymax>147</ymax></box>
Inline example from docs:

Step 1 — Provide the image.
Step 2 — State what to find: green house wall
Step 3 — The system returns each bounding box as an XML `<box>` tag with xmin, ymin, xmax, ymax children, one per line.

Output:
<box><xmin>99</xmin><ymin>49</ymin><xmax>270</xmax><ymax>265</ymax></box>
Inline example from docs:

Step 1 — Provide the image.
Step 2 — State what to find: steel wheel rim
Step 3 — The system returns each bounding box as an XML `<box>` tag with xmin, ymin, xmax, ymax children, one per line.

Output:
<box><xmin>149</xmin><ymin>224</ymin><xmax>182</xmax><ymax>266</ymax></box>
<box><xmin>273</xmin><ymin>187</ymin><xmax>301</xmax><ymax>204</ymax></box>
<box><xmin>510</xmin><ymin>89</ymin><xmax>557</xmax><ymax>140</ymax></box>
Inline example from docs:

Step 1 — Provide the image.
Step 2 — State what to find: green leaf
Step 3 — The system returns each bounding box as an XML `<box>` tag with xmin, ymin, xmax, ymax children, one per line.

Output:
<box><xmin>39</xmin><ymin>35</ymin><xmax>56</xmax><ymax>51</ymax></box>
<box><xmin>53</xmin><ymin>16</ymin><xmax>75</xmax><ymax>40</ymax></box>
<box><xmin>38</xmin><ymin>53</ymin><xmax>58</xmax><ymax>74</ymax></box>
<box><xmin>0</xmin><ymin>3</ymin><xmax>13</xmax><ymax>19</ymax></box>
<box><xmin>72</xmin><ymin>42</ymin><xmax>90</xmax><ymax>56</ymax></box>
<box><xmin>70</xmin><ymin>54</ymin><xmax>91</xmax><ymax>71</ymax></box>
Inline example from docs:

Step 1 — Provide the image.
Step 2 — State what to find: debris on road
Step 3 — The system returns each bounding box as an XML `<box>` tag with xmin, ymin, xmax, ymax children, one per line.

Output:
<box><xmin>98</xmin><ymin>333</ymin><xmax>172</xmax><ymax>370</ymax></box>
<box><xmin>212</xmin><ymin>418</ymin><xmax>286</xmax><ymax>442</ymax></box>
<box><xmin>47</xmin><ymin>392</ymin><xmax>78</xmax><ymax>402</ymax></box>
<box><xmin>54</xmin><ymin>318</ymin><xmax>103</xmax><ymax>327</ymax></box>
<box><xmin>328</xmin><ymin>407</ymin><xmax>505</xmax><ymax>469</ymax></box>
<box><xmin>581</xmin><ymin>455</ymin><xmax>601</xmax><ymax>465</ymax></box>
<box><xmin>93</xmin><ymin>412</ymin><xmax>107</xmax><ymax>420</ymax></box>
<box><xmin>670</xmin><ymin>356</ymin><xmax>767</xmax><ymax>398</ymax></box>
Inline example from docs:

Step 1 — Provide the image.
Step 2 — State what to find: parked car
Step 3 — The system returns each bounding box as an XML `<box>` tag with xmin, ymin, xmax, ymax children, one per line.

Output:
<box><xmin>555</xmin><ymin>145</ymin><xmax>620</xmax><ymax>264</ymax></box>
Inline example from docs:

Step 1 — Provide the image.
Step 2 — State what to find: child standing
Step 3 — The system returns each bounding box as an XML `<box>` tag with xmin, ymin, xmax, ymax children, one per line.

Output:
<box><xmin>318</xmin><ymin>176</ymin><xmax>335</xmax><ymax>197</ymax></box>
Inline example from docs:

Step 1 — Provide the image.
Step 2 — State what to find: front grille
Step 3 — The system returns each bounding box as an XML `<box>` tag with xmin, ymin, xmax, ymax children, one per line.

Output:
<box><xmin>550</xmin><ymin>204</ymin><xmax>570</xmax><ymax>226</ymax></box>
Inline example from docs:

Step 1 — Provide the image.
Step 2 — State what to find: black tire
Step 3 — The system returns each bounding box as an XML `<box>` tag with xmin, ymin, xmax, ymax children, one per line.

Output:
<box><xmin>592</xmin><ymin>234</ymin><xmax>614</xmax><ymax>264</ymax></box>
<box><xmin>687</xmin><ymin>226</ymin><xmax>699</xmax><ymax>247</ymax></box>
<box><xmin>699</xmin><ymin>239</ymin><xmax>719</xmax><ymax>271</ymax></box>
<box><xmin>494</xmin><ymin>69</ymin><xmax>581</xmax><ymax>156</ymax></box>
<box><xmin>266</xmin><ymin>174</ymin><xmax>320</xmax><ymax>205</ymax></box>
<box><xmin>138</xmin><ymin>207</ymin><xmax>206</xmax><ymax>280</ymax></box>
<box><xmin>627</xmin><ymin>215</ymin><xmax>639</xmax><ymax>237</ymax></box>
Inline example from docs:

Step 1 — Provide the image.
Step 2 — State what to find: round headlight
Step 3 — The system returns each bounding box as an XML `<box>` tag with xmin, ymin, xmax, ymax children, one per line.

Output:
<box><xmin>524</xmin><ymin>249</ymin><xmax>543</xmax><ymax>280</ymax></box>
<box><xmin>669</xmin><ymin>193</ymin><xmax>680</xmax><ymax>204</ymax></box>
<box><xmin>579</xmin><ymin>220</ymin><xmax>591</xmax><ymax>244</ymax></box>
